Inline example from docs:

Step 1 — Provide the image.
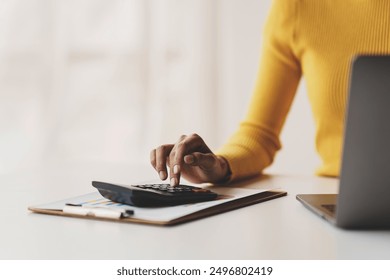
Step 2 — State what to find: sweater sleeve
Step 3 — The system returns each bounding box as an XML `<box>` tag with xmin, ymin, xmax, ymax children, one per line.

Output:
<box><xmin>215</xmin><ymin>0</ymin><xmax>302</xmax><ymax>181</ymax></box>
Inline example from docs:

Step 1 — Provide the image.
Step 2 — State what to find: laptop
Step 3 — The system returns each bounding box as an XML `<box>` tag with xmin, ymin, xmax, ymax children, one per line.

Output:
<box><xmin>296</xmin><ymin>55</ymin><xmax>390</xmax><ymax>229</ymax></box>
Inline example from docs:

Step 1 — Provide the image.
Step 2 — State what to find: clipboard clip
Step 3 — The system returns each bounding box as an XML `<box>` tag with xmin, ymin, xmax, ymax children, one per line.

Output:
<box><xmin>63</xmin><ymin>203</ymin><xmax>134</xmax><ymax>219</ymax></box>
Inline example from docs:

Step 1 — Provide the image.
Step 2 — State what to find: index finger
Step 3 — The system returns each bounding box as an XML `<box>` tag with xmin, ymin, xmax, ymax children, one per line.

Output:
<box><xmin>169</xmin><ymin>134</ymin><xmax>209</xmax><ymax>186</ymax></box>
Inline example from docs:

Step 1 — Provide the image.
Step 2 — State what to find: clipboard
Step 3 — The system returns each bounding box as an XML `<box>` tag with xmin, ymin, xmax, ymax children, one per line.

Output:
<box><xmin>28</xmin><ymin>182</ymin><xmax>287</xmax><ymax>226</ymax></box>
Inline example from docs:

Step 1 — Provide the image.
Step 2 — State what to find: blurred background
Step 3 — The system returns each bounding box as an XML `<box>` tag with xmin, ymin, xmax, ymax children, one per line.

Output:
<box><xmin>0</xmin><ymin>0</ymin><xmax>320</xmax><ymax>177</ymax></box>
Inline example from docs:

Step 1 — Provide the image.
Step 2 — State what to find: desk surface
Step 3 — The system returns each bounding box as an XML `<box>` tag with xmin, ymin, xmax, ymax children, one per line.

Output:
<box><xmin>1</xmin><ymin>162</ymin><xmax>390</xmax><ymax>260</ymax></box>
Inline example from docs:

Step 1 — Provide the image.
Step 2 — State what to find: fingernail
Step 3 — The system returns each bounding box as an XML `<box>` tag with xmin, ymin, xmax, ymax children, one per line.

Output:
<box><xmin>173</xmin><ymin>164</ymin><xmax>180</xmax><ymax>175</ymax></box>
<box><xmin>170</xmin><ymin>178</ymin><xmax>177</xmax><ymax>186</ymax></box>
<box><xmin>185</xmin><ymin>155</ymin><xmax>194</xmax><ymax>164</ymax></box>
<box><xmin>159</xmin><ymin>171</ymin><xmax>166</xmax><ymax>180</ymax></box>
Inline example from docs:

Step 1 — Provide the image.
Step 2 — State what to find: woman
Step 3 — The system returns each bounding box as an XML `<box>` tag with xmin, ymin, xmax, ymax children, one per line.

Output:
<box><xmin>150</xmin><ymin>0</ymin><xmax>390</xmax><ymax>186</ymax></box>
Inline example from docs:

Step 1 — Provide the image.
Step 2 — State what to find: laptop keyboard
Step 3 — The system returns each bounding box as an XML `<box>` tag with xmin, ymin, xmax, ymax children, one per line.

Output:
<box><xmin>321</xmin><ymin>204</ymin><xmax>336</xmax><ymax>213</ymax></box>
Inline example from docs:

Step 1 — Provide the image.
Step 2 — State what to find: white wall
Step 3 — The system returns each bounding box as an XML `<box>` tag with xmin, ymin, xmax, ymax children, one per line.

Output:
<box><xmin>0</xmin><ymin>0</ymin><xmax>320</xmax><ymax>176</ymax></box>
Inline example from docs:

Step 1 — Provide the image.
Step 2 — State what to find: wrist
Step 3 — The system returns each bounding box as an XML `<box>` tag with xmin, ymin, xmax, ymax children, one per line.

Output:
<box><xmin>216</xmin><ymin>156</ymin><xmax>232</xmax><ymax>183</ymax></box>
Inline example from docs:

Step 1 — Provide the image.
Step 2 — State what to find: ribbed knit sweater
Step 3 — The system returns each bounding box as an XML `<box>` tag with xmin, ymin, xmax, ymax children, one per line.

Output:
<box><xmin>216</xmin><ymin>0</ymin><xmax>390</xmax><ymax>181</ymax></box>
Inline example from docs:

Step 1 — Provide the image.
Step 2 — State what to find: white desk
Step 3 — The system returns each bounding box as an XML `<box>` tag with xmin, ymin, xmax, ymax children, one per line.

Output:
<box><xmin>1</xmin><ymin>162</ymin><xmax>390</xmax><ymax>260</ymax></box>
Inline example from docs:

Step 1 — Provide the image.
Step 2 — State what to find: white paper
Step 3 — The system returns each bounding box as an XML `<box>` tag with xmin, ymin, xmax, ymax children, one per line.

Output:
<box><xmin>31</xmin><ymin>185</ymin><xmax>276</xmax><ymax>223</ymax></box>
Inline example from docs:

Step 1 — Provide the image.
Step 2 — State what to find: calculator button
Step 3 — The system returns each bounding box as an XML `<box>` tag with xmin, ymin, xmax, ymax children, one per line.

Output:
<box><xmin>158</xmin><ymin>185</ymin><xmax>168</xmax><ymax>191</ymax></box>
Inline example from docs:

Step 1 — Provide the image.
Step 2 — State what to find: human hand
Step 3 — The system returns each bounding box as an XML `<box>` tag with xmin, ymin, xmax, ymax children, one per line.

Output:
<box><xmin>150</xmin><ymin>133</ymin><xmax>231</xmax><ymax>186</ymax></box>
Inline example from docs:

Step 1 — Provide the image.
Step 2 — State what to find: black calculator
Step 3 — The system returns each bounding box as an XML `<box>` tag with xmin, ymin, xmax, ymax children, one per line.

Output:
<box><xmin>92</xmin><ymin>181</ymin><xmax>218</xmax><ymax>207</ymax></box>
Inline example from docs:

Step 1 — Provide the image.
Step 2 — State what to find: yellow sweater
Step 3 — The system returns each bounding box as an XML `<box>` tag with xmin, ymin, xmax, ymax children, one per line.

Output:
<box><xmin>216</xmin><ymin>0</ymin><xmax>390</xmax><ymax>181</ymax></box>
